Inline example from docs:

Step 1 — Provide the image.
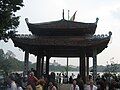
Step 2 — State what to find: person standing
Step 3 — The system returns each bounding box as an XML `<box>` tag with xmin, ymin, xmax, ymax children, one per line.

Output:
<box><xmin>58</xmin><ymin>73</ymin><xmax>61</xmax><ymax>84</ymax></box>
<box><xmin>28</xmin><ymin>72</ymin><xmax>38</xmax><ymax>90</ymax></box>
<box><xmin>7</xmin><ymin>75</ymin><xmax>17</xmax><ymax>90</ymax></box>
<box><xmin>70</xmin><ymin>80</ymin><xmax>79</xmax><ymax>90</ymax></box>
<box><xmin>69</xmin><ymin>76</ymin><xmax>73</xmax><ymax>84</ymax></box>
<box><xmin>48</xmin><ymin>82</ymin><xmax>57</xmax><ymax>90</ymax></box>
<box><xmin>84</xmin><ymin>79</ymin><xmax>97</xmax><ymax>90</ymax></box>
<box><xmin>10</xmin><ymin>80</ymin><xmax>17</xmax><ymax>90</ymax></box>
<box><xmin>36</xmin><ymin>79</ymin><xmax>46</xmax><ymax>90</ymax></box>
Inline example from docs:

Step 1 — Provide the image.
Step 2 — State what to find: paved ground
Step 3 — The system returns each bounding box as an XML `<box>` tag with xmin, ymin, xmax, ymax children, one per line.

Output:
<box><xmin>57</xmin><ymin>84</ymin><xmax>120</xmax><ymax>90</ymax></box>
<box><xmin>58</xmin><ymin>84</ymin><xmax>72</xmax><ymax>90</ymax></box>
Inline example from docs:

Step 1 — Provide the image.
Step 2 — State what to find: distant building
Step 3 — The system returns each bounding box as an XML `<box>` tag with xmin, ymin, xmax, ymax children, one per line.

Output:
<box><xmin>69</xmin><ymin>65</ymin><xmax>77</xmax><ymax>68</ymax></box>
<box><xmin>51</xmin><ymin>60</ymin><xmax>60</xmax><ymax>66</ymax></box>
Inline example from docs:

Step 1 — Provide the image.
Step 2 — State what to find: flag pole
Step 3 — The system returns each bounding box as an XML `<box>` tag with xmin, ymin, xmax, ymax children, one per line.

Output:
<box><xmin>62</xmin><ymin>9</ymin><xmax>64</xmax><ymax>19</ymax></box>
<box><xmin>68</xmin><ymin>10</ymin><xmax>70</xmax><ymax>20</ymax></box>
<box><xmin>70</xmin><ymin>11</ymin><xmax>77</xmax><ymax>21</ymax></box>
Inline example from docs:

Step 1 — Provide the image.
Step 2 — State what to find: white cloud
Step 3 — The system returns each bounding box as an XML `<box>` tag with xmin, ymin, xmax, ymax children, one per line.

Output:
<box><xmin>111</xmin><ymin>7</ymin><xmax>120</xmax><ymax>21</ymax></box>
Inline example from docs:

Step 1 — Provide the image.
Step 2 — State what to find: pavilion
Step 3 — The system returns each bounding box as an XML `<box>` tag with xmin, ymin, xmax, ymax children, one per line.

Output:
<box><xmin>11</xmin><ymin>16</ymin><xmax>112</xmax><ymax>83</ymax></box>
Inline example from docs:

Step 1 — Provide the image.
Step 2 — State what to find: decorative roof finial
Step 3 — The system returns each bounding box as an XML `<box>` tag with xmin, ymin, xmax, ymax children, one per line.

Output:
<box><xmin>109</xmin><ymin>31</ymin><xmax>112</xmax><ymax>37</ymax></box>
<box><xmin>25</xmin><ymin>18</ymin><xmax>29</xmax><ymax>23</ymax></box>
<box><xmin>68</xmin><ymin>10</ymin><xmax>70</xmax><ymax>20</ymax></box>
<box><xmin>62</xmin><ymin>9</ymin><xmax>64</xmax><ymax>20</ymax></box>
<box><xmin>95</xmin><ymin>17</ymin><xmax>99</xmax><ymax>24</ymax></box>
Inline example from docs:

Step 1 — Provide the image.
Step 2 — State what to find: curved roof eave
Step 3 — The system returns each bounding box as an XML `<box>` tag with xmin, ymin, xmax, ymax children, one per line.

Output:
<box><xmin>11</xmin><ymin>34</ymin><xmax>111</xmax><ymax>56</ymax></box>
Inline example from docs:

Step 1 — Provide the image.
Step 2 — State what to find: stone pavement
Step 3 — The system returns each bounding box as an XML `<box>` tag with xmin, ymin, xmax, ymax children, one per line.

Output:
<box><xmin>58</xmin><ymin>84</ymin><xmax>72</xmax><ymax>90</ymax></box>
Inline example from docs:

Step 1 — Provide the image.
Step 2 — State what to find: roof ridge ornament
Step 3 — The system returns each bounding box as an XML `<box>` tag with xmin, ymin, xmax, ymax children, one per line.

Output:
<box><xmin>25</xmin><ymin>18</ymin><xmax>29</xmax><ymax>23</ymax></box>
<box><xmin>95</xmin><ymin>17</ymin><xmax>99</xmax><ymax>24</ymax></box>
<box><xmin>109</xmin><ymin>31</ymin><xmax>112</xmax><ymax>37</ymax></box>
<box><xmin>62</xmin><ymin>9</ymin><xmax>65</xmax><ymax>20</ymax></box>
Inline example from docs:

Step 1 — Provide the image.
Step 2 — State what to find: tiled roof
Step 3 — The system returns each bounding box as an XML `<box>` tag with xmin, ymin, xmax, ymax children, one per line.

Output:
<box><xmin>11</xmin><ymin>33</ymin><xmax>111</xmax><ymax>57</ymax></box>
<box><xmin>28</xmin><ymin>19</ymin><xmax>96</xmax><ymax>29</ymax></box>
<box><xmin>26</xmin><ymin>19</ymin><xmax>97</xmax><ymax>36</ymax></box>
<box><xmin>12</xmin><ymin>34</ymin><xmax>110</xmax><ymax>47</ymax></box>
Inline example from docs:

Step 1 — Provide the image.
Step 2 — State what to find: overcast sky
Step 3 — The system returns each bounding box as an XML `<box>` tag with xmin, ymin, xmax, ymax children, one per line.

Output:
<box><xmin>0</xmin><ymin>0</ymin><xmax>120</xmax><ymax>67</ymax></box>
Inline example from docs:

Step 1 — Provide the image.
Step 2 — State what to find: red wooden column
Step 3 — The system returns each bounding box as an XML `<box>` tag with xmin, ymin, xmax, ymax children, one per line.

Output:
<box><xmin>93</xmin><ymin>48</ymin><xmax>97</xmax><ymax>81</ymax></box>
<box><xmin>80</xmin><ymin>52</ymin><xmax>86</xmax><ymax>83</ymax></box>
<box><xmin>80</xmin><ymin>56</ymin><xmax>85</xmax><ymax>83</ymax></box>
<box><xmin>66</xmin><ymin>57</ymin><xmax>69</xmax><ymax>78</ymax></box>
<box><xmin>36</xmin><ymin>55</ymin><xmax>42</xmax><ymax>78</ymax></box>
<box><xmin>23</xmin><ymin>51</ymin><xmax>29</xmax><ymax>77</ymax></box>
<box><xmin>46</xmin><ymin>56</ymin><xmax>50</xmax><ymax>76</ymax></box>
<box><xmin>79</xmin><ymin>57</ymin><xmax>80</xmax><ymax>74</ymax></box>
<box><xmin>86</xmin><ymin>57</ymin><xmax>89</xmax><ymax>79</ymax></box>
<box><xmin>41</xmin><ymin>56</ymin><xmax>44</xmax><ymax>76</ymax></box>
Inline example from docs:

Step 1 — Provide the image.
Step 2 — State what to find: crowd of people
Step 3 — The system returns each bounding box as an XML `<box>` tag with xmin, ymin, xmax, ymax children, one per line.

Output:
<box><xmin>1</xmin><ymin>69</ymin><xmax>120</xmax><ymax>90</ymax></box>
<box><xmin>2</xmin><ymin>70</ymin><xmax>96</xmax><ymax>90</ymax></box>
<box><xmin>95</xmin><ymin>73</ymin><xmax>120</xmax><ymax>90</ymax></box>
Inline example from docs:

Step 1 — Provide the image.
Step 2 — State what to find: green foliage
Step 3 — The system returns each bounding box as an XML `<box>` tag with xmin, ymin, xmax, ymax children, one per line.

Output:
<box><xmin>103</xmin><ymin>63</ymin><xmax>119</xmax><ymax>73</ymax></box>
<box><xmin>49</xmin><ymin>64</ymin><xmax>79</xmax><ymax>72</ymax></box>
<box><xmin>0</xmin><ymin>49</ymin><xmax>4</xmax><ymax>60</ymax></box>
<box><xmin>1</xmin><ymin>49</ymin><xmax>120</xmax><ymax>74</ymax></box>
<box><xmin>0</xmin><ymin>0</ymin><xmax>24</xmax><ymax>40</ymax></box>
<box><xmin>0</xmin><ymin>49</ymin><xmax>36</xmax><ymax>74</ymax></box>
<box><xmin>89</xmin><ymin>64</ymin><xmax>120</xmax><ymax>73</ymax></box>
<box><xmin>0</xmin><ymin>49</ymin><xmax>24</xmax><ymax>74</ymax></box>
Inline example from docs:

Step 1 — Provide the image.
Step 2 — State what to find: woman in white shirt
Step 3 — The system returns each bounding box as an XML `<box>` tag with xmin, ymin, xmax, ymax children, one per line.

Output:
<box><xmin>10</xmin><ymin>79</ymin><xmax>17</xmax><ymax>90</ymax></box>
<box><xmin>84</xmin><ymin>79</ymin><xmax>97</xmax><ymax>90</ymax></box>
<box><xmin>48</xmin><ymin>82</ymin><xmax>57</xmax><ymax>90</ymax></box>
<box><xmin>70</xmin><ymin>79</ymin><xmax>79</xmax><ymax>90</ymax></box>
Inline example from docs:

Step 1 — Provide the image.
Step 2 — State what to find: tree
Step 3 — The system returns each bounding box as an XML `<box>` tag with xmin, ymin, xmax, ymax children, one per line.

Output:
<box><xmin>0</xmin><ymin>0</ymin><xmax>24</xmax><ymax>41</ymax></box>
<box><xmin>0</xmin><ymin>49</ymin><xmax>24</xmax><ymax>75</ymax></box>
<box><xmin>104</xmin><ymin>61</ymin><xmax>118</xmax><ymax>74</ymax></box>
